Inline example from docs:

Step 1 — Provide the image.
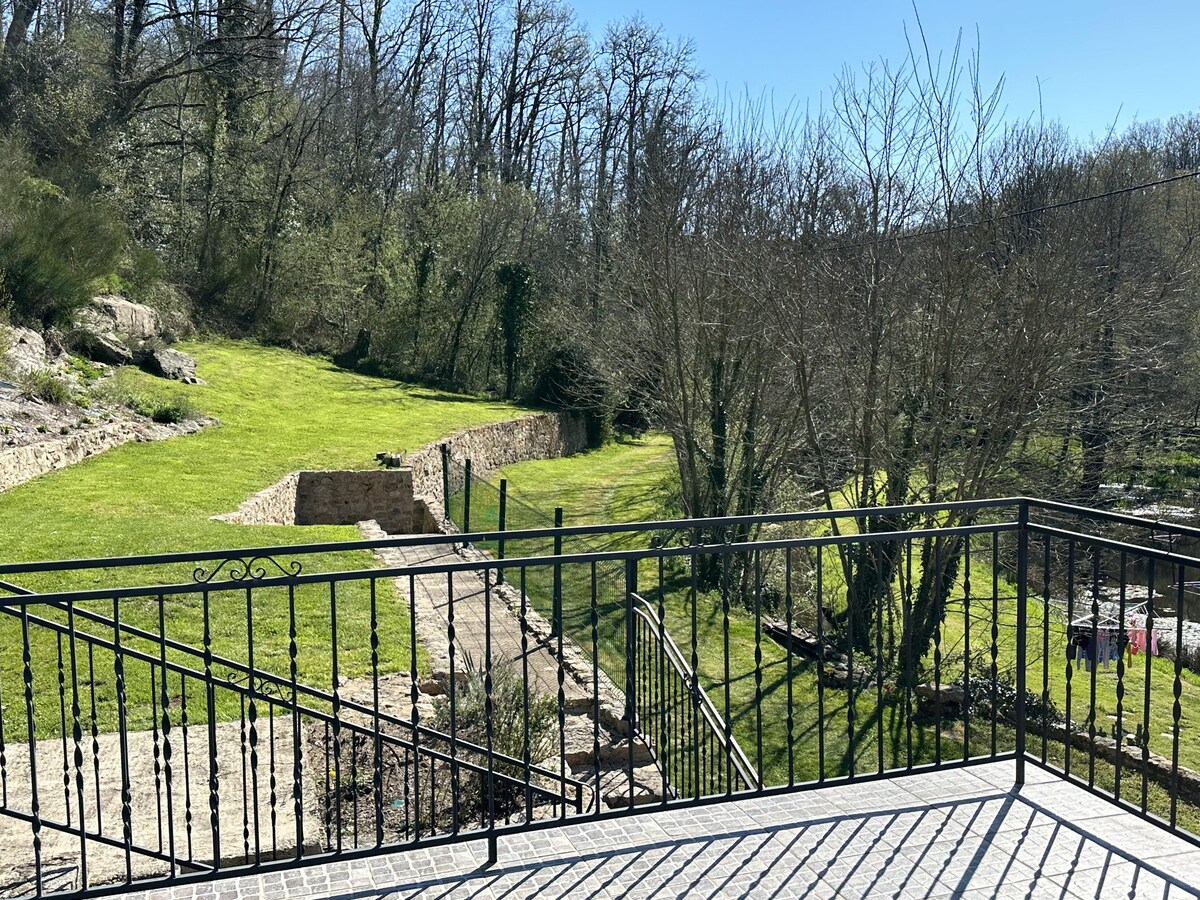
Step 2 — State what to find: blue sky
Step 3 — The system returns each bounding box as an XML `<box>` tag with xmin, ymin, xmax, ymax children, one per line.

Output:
<box><xmin>568</xmin><ymin>0</ymin><xmax>1197</xmax><ymax>141</ymax></box>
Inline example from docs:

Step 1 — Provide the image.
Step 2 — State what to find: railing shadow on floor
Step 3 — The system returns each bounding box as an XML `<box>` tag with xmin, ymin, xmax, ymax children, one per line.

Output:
<box><xmin>217</xmin><ymin>779</ymin><xmax>1199</xmax><ymax>899</ymax></box>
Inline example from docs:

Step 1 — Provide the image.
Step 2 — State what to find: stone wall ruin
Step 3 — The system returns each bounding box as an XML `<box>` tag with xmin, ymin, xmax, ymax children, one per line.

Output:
<box><xmin>216</xmin><ymin>411</ymin><xmax>587</xmax><ymax>534</ymax></box>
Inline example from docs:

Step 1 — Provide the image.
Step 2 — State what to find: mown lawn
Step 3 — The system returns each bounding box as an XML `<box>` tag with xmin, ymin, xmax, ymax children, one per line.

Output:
<box><xmin>461</xmin><ymin>438</ymin><xmax>987</xmax><ymax>791</ymax></box>
<box><xmin>0</xmin><ymin>340</ymin><xmax>524</xmax><ymax>734</ymax></box>
<box><xmin>463</xmin><ymin>443</ymin><xmax>1200</xmax><ymax>832</ymax></box>
<box><xmin>2</xmin><ymin>339</ymin><xmax>518</xmax><ymax>569</ymax></box>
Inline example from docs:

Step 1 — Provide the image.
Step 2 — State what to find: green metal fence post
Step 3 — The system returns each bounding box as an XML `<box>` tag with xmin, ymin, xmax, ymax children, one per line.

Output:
<box><xmin>552</xmin><ymin>507</ymin><xmax>563</xmax><ymax>638</ymax></box>
<box><xmin>497</xmin><ymin>479</ymin><xmax>508</xmax><ymax>585</ymax></box>
<box><xmin>463</xmin><ymin>458</ymin><xmax>472</xmax><ymax>534</ymax></box>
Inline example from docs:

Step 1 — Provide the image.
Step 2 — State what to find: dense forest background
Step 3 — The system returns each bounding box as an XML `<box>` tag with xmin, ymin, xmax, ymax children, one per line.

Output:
<box><xmin>2</xmin><ymin>0</ymin><xmax>1200</xmax><ymax>525</ymax></box>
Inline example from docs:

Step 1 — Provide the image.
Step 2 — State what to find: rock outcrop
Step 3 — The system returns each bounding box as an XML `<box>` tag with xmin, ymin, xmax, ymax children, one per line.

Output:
<box><xmin>89</xmin><ymin>295</ymin><xmax>163</xmax><ymax>340</ymax></box>
<box><xmin>80</xmin><ymin>331</ymin><xmax>135</xmax><ymax>366</ymax></box>
<box><xmin>3</xmin><ymin>326</ymin><xmax>49</xmax><ymax>376</ymax></box>
<box><xmin>140</xmin><ymin>346</ymin><xmax>202</xmax><ymax>384</ymax></box>
<box><xmin>71</xmin><ymin>295</ymin><xmax>197</xmax><ymax>379</ymax></box>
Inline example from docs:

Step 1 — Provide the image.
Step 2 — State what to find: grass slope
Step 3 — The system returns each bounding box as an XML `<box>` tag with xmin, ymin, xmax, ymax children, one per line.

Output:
<box><xmin>0</xmin><ymin>340</ymin><xmax>523</xmax><ymax>735</ymax></box>
<box><xmin>487</xmin><ymin>435</ymin><xmax>676</xmax><ymax>528</ymax></box>
<box><xmin>474</xmin><ymin>437</ymin><xmax>959</xmax><ymax>788</ymax></box>
<box><xmin>471</xmin><ymin>440</ymin><xmax>1200</xmax><ymax>831</ymax></box>
<box><xmin>1</xmin><ymin>340</ymin><xmax>518</xmax><ymax>567</ymax></box>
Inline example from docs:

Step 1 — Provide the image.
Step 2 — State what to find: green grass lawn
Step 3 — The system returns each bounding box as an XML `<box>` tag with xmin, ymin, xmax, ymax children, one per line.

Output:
<box><xmin>2</xmin><ymin>339</ymin><xmax>519</xmax><ymax>569</ymax></box>
<box><xmin>460</xmin><ymin>443</ymin><xmax>1200</xmax><ymax>832</ymax></box>
<box><xmin>0</xmin><ymin>339</ymin><xmax>524</xmax><ymax>735</ymax></box>
<box><xmin>493</xmin><ymin>435</ymin><xmax>678</xmax><ymax>526</ymax></box>
<box><xmin>461</xmin><ymin>437</ymin><xmax>985</xmax><ymax>791</ymax></box>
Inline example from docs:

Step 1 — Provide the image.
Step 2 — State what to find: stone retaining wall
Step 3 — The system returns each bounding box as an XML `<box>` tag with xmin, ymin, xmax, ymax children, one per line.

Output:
<box><xmin>408</xmin><ymin>411</ymin><xmax>588</xmax><ymax>521</ymax></box>
<box><xmin>218</xmin><ymin>411</ymin><xmax>587</xmax><ymax>532</ymax></box>
<box><xmin>295</xmin><ymin>470</ymin><xmax>429</xmax><ymax>534</ymax></box>
<box><xmin>0</xmin><ymin>419</ymin><xmax>207</xmax><ymax>493</ymax></box>
<box><xmin>219</xmin><ymin>472</ymin><xmax>300</xmax><ymax>527</ymax></box>
<box><xmin>1042</xmin><ymin>721</ymin><xmax>1200</xmax><ymax>806</ymax></box>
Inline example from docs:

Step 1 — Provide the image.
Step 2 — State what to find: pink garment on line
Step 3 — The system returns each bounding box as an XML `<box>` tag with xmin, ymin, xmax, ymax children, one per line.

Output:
<box><xmin>1127</xmin><ymin>617</ymin><xmax>1158</xmax><ymax>657</ymax></box>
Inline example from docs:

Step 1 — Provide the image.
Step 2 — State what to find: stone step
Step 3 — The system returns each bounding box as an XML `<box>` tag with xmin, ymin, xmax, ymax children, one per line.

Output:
<box><xmin>595</xmin><ymin>764</ymin><xmax>670</xmax><ymax>809</ymax></box>
<box><xmin>556</xmin><ymin>711</ymin><xmax>653</xmax><ymax>767</ymax></box>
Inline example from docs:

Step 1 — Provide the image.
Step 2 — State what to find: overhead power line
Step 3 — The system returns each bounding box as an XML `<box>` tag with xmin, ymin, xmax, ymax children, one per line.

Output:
<box><xmin>819</xmin><ymin>169</ymin><xmax>1200</xmax><ymax>254</ymax></box>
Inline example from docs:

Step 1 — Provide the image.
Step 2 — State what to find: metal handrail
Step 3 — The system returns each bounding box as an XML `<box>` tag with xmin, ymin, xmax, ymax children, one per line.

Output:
<box><xmin>630</xmin><ymin>594</ymin><xmax>760</xmax><ymax>791</ymax></box>
<box><xmin>0</xmin><ymin>521</ymin><xmax>1019</xmax><ymax>606</ymax></box>
<box><xmin>3</xmin><ymin>498</ymin><xmax>1200</xmax><ymax>898</ymax></box>
<box><xmin>0</xmin><ymin>580</ymin><xmax>585</xmax><ymax>794</ymax></box>
<box><xmin>0</xmin><ymin>497</ymin><xmax>1028</xmax><ymax>577</ymax></box>
<box><xmin>3</xmin><ymin>602</ymin><xmax>583</xmax><ymax>810</ymax></box>
<box><xmin>6</xmin><ymin>494</ymin><xmax>1196</xmax><ymax>580</ymax></box>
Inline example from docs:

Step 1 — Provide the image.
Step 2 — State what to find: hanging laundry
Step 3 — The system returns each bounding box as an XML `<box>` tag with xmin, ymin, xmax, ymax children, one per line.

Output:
<box><xmin>1070</xmin><ymin>631</ymin><xmax>1093</xmax><ymax>670</ymax></box>
<box><xmin>1127</xmin><ymin>615</ymin><xmax>1160</xmax><ymax>659</ymax></box>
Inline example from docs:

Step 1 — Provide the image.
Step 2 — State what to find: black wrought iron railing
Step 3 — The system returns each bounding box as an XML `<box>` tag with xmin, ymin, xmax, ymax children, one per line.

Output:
<box><xmin>0</xmin><ymin>497</ymin><xmax>1197</xmax><ymax>897</ymax></box>
<box><xmin>631</xmin><ymin>592</ymin><xmax>759</xmax><ymax>799</ymax></box>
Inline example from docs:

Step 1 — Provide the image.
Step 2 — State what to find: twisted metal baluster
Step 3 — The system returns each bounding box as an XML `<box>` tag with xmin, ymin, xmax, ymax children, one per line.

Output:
<box><xmin>112</xmin><ymin>599</ymin><xmax>133</xmax><ymax>883</ymax></box>
<box><xmin>591</xmin><ymin>561</ymin><xmax>602</xmax><ymax>812</ymax></box>
<box><xmin>446</xmin><ymin>572</ymin><xmax>459</xmax><ymax>834</ymax></box>
<box><xmin>991</xmin><ymin>532</ymin><xmax>1001</xmax><ymax>758</ymax></box>
<box><xmin>1114</xmin><ymin>552</ymin><xmax>1127</xmax><ymax>801</ymax></box>
<box><xmin>785</xmin><ymin>548</ymin><xmax>795</xmax><ymax>788</ymax></box>
<box><xmin>1171</xmin><ymin>565</ymin><xmax>1186</xmax><ymax>828</ymax></box>
<box><xmin>150</xmin><ymin>663</ymin><xmax>163</xmax><ymax>853</ymax></box>
<box><xmin>88</xmin><ymin>645</ymin><xmax>100</xmax><ymax>831</ymax></box>
<box><xmin>239</xmin><ymin>692</ymin><xmax>249</xmax><ymax>862</ymax></box>
<box><xmin>158</xmin><ymin>594</ymin><xmax>177</xmax><ymax>877</ymax></box>
<box><xmin>962</xmin><ymin>537</ymin><xmax>972</xmax><ymax>761</ymax></box>
<box><xmin>180</xmin><ymin>671</ymin><xmax>194</xmax><ymax>862</ymax></box>
<box><xmin>370</xmin><ymin>578</ymin><xmax>383</xmax><ymax>847</ymax></box>
<box><xmin>330</xmin><ymin>582</ymin><xmax>342</xmax><ymax>852</ymax></box>
<box><xmin>408</xmin><ymin>574</ymin><xmax>421</xmax><ymax>841</ymax></box>
<box><xmin>245</xmin><ymin>586</ymin><xmax>260</xmax><ymax>863</ymax></box>
<box><xmin>288</xmin><ymin>585</ymin><xmax>302</xmax><ymax>859</ymax></box>
<box><xmin>66</xmin><ymin>605</ymin><xmax>89</xmax><ymax>888</ymax></box>
<box><xmin>56</xmin><ymin>632</ymin><xmax>70</xmax><ymax>829</ymax></box>
<box><xmin>269</xmin><ymin>706</ymin><xmax>277</xmax><ymax>855</ymax></box>
<box><xmin>933</xmin><ymin>539</ymin><xmax>943</xmax><ymax>768</ymax></box>
<box><xmin>20</xmin><ymin>606</ymin><xmax>42</xmax><ymax>893</ymax></box>
<box><xmin>202</xmin><ymin>589</ymin><xmax>221</xmax><ymax>869</ymax></box>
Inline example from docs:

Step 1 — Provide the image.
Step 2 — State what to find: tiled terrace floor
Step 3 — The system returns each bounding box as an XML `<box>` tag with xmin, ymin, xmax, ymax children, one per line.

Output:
<box><xmin>119</xmin><ymin>763</ymin><xmax>1200</xmax><ymax>899</ymax></box>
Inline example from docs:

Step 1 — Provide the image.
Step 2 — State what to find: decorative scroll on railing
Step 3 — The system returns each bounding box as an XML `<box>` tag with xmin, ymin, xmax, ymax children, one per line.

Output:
<box><xmin>192</xmin><ymin>555</ymin><xmax>303</xmax><ymax>584</ymax></box>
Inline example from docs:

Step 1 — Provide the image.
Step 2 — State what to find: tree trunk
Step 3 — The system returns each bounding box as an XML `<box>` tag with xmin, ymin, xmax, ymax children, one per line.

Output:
<box><xmin>4</xmin><ymin>0</ymin><xmax>38</xmax><ymax>52</ymax></box>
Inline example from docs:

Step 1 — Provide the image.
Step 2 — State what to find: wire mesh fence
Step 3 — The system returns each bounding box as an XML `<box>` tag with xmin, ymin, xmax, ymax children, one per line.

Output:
<box><xmin>444</xmin><ymin>456</ymin><xmax>628</xmax><ymax>670</ymax></box>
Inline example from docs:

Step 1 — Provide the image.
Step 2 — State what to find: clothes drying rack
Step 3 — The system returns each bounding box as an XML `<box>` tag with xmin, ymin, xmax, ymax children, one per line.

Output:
<box><xmin>1067</xmin><ymin>599</ymin><xmax>1149</xmax><ymax>629</ymax></box>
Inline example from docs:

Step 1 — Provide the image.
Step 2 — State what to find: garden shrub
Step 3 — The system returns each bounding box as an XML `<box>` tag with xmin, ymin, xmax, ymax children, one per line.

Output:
<box><xmin>20</xmin><ymin>369</ymin><xmax>71</xmax><ymax>404</ymax></box>
<box><xmin>144</xmin><ymin>394</ymin><xmax>198</xmax><ymax>424</ymax></box>
<box><xmin>0</xmin><ymin>142</ymin><xmax>127</xmax><ymax>328</ymax></box>
<box><xmin>91</xmin><ymin>368</ymin><xmax>200</xmax><ymax>422</ymax></box>
<box><xmin>432</xmin><ymin>655</ymin><xmax>556</xmax><ymax>825</ymax></box>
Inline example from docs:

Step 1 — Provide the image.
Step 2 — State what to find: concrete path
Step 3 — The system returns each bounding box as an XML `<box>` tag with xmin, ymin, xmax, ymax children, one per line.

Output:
<box><xmin>364</xmin><ymin>528</ymin><xmax>587</xmax><ymax>705</ymax></box>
